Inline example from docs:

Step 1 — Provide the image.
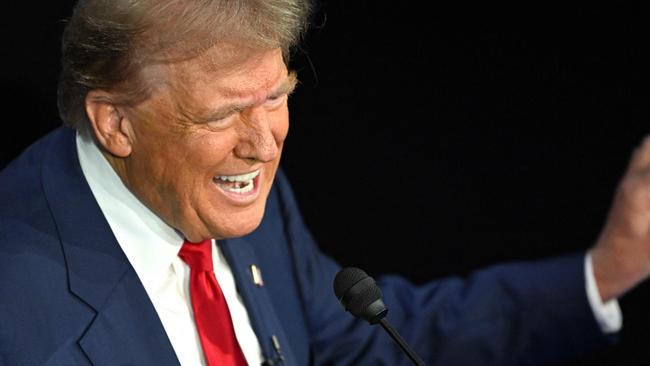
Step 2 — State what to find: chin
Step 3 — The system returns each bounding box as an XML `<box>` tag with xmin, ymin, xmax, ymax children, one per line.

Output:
<box><xmin>211</xmin><ymin>207</ymin><xmax>266</xmax><ymax>240</ymax></box>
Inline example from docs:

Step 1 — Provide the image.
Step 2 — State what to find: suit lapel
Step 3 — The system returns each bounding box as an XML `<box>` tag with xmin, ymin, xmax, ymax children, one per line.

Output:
<box><xmin>77</xmin><ymin>269</ymin><xmax>181</xmax><ymax>365</ymax></box>
<box><xmin>41</xmin><ymin>128</ymin><xmax>179</xmax><ymax>365</ymax></box>
<box><xmin>221</xmin><ymin>237</ymin><xmax>298</xmax><ymax>366</ymax></box>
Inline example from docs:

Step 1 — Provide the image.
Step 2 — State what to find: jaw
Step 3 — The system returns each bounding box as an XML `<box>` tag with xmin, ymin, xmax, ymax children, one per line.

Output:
<box><xmin>174</xmin><ymin>174</ymin><xmax>274</xmax><ymax>242</ymax></box>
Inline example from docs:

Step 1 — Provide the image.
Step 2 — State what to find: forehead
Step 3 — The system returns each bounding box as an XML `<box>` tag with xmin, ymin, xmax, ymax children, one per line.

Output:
<box><xmin>165</xmin><ymin>44</ymin><xmax>287</xmax><ymax>102</ymax></box>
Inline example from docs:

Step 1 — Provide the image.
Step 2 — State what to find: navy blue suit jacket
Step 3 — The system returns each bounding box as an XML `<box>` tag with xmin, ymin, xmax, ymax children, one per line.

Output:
<box><xmin>0</xmin><ymin>127</ymin><xmax>610</xmax><ymax>365</ymax></box>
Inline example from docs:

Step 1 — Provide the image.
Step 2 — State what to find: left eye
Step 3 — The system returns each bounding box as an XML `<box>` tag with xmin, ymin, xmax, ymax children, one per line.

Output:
<box><xmin>265</xmin><ymin>95</ymin><xmax>286</xmax><ymax>107</ymax></box>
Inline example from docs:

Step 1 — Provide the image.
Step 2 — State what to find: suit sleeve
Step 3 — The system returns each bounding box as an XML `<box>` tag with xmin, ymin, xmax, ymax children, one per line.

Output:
<box><xmin>273</xmin><ymin>170</ymin><xmax>613</xmax><ymax>366</ymax></box>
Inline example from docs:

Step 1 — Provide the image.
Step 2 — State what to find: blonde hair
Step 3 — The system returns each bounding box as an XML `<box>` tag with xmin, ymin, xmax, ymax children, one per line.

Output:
<box><xmin>57</xmin><ymin>0</ymin><xmax>312</xmax><ymax>131</ymax></box>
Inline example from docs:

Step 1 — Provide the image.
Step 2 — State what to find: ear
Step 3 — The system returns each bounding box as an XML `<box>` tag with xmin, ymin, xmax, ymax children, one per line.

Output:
<box><xmin>85</xmin><ymin>90</ymin><xmax>134</xmax><ymax>158</ymax></box>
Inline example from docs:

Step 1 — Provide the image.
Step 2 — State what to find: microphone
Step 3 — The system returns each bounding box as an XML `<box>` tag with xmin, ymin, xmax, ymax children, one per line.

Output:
<box><xmin>333</xmin><ymin>267</ymin><xmax>427</xmax><ymax>366</ymax></box>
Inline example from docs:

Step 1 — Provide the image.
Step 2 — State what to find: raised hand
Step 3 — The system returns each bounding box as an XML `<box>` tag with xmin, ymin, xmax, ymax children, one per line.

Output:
<box><xmin>592</xmin><ymin>136</ymin><xmax>650</xmax><ymax>301</ymax></box>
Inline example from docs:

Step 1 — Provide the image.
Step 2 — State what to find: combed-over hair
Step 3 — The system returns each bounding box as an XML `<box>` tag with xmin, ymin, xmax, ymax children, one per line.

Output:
<box><xmin>57</xmin><ymin>0</ymin><xmax>312</xmax><ymax>131</ymax></box>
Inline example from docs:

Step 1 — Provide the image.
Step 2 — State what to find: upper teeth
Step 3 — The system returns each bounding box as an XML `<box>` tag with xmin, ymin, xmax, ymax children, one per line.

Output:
<box><xmin>216</xmin><ymin>170</ymin><xmax>260</xmax><ymax>182</ymax></box>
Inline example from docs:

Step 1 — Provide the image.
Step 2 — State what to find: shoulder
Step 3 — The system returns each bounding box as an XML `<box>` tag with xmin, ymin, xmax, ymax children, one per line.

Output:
<box><xmin>0</xmin><ymin>127</ymin><xmax>92</xmax><ymax>361</ymax></box>
<box><xmin>0</xmin><ymin>127</ymin><xmax>75</xmax><ymax>219</ymax></box>
<box><xmin>0</xmin><ymin>127</ymin><xmax>72</xmax><ymax>302</ymax></box>
<box><xmin>266</xmin><ymin>168</ymin><xmax>305</xmax><ymax>225</ymax></box>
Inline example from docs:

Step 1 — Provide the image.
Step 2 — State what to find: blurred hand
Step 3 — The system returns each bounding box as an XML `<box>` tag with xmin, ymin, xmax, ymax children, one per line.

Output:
<box><xmin>592</xmin><ymin>136</ymin><xmax>650</xmax><ymax>302</ymax></box>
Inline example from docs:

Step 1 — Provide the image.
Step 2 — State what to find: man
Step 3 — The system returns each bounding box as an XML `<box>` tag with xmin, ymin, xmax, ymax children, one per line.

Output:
<box><xmin>1</xmin><ymin>0</ymin><xmax>649</xmax><ymax>365</ymax></box>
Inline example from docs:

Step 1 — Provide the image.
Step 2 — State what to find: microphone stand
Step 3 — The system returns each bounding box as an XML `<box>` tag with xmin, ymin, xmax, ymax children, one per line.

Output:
<box><xmin>379</xmin><ymin>318</ymin><xmax>427</xmax><ymax>366</ymax></box>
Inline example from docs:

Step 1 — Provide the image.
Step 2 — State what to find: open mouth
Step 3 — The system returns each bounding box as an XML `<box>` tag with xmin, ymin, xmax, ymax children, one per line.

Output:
<box><xmin>213</xmin><ymin>169</ymin><xmax>260</xmax><ymax>195</ymax></box>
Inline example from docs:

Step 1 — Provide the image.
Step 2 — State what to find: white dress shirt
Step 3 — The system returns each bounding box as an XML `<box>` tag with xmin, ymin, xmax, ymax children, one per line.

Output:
<box><xmin>76</xmin><ymin>132</ymin><xmax>622</xmax><ymax>365</ymax></box>
<box><xmin>76</xmin><ymin>133</ymin><xmax>263</xmax><ymax>366</ymax></box>
<box><xmin>585</xmin><ymin>252</ymin><xmax>622</xmax><ymax>333</ymax></box>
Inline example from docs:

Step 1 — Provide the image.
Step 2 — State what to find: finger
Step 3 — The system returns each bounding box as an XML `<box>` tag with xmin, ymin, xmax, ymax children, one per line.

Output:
<box><xmin>626</xmin><ymin>135</ymin><xmax>650</xmax><ymax>173</ymax></box>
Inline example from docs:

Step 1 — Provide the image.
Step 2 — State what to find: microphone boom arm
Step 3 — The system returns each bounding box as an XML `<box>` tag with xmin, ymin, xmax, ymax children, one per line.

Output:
<box><xmin>379</xmin><ymin>318</ymin><xmax>427</xmax><ymax>366</ymax></box>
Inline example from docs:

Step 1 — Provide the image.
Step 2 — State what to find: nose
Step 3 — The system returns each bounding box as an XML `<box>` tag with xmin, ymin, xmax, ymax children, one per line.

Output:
<box><xmin>234</xmin><ymin>107</ymin><xmax>281</xmax><ymax>163</ymax></box>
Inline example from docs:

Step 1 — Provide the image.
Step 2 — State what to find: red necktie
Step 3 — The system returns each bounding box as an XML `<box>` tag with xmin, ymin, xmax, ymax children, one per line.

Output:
<box><xmin>178</xmin><ymin>239</ymin><xmax>248</xmax><ymax>366</ymax></box>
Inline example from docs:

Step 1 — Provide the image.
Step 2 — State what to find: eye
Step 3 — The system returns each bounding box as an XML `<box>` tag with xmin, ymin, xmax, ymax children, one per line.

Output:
<box><xmin>206</xmin><ymin>113</ymin><xmax>236</xmax><ymax>129</ymax></box>
<box><xmin>265</xmin><ymin>94</ymin><xmax>287</xmax><ymax>108</ymax></box>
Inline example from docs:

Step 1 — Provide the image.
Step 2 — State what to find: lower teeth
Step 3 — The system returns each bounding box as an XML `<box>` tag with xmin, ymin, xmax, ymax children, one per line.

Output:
<box><xmin>219</xmin><ymin>180</ymin><xmax>254</xmax><ymax>194</ymax></box>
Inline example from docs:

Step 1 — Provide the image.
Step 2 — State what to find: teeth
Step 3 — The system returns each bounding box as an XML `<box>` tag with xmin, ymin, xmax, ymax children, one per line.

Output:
<box><xmin>214</xmin><ymin>170</ymin><xmax>259</xmax><ymax>195</ymax></box>
<box><xmin>216</xmin><ymin>170</ymin><xmax>260</xmax><ymax>183</ymax></box>
<box><xmin>228</xmin><ymin>180</ymin><xmax>255</xmax><ymax>194</ymax></box>
<box><xmin>216</xmin><ymin>179</ymin><xmax>255</xmax><ymax>194</ymax></box>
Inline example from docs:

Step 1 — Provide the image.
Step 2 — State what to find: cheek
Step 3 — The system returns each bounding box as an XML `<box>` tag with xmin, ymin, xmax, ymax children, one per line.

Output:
<box><xmin>271</xmin><ymin>109</ymin><xmax>290</xmax><ymax>144</ymax></box>
<box><xmin>187</xmin><ymin>131</ymin><xmax>240</xmax><ymax>166</ymax></box>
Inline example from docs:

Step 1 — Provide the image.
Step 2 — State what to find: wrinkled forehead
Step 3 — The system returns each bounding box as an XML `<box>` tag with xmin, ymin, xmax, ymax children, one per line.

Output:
<box><xmin>135</xmin><ymin>43</ymin><xmax>289</xmax><ymax>121</ymax></box>
<box><xmin>164</xmin><ymin>44</ymin><xmax>287</xmax><ymax>96</ymax></box>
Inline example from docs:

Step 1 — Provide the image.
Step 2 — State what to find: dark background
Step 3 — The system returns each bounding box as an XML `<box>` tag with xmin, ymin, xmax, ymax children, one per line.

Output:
<box><xmin>3</xmin><ymin>1</ymin><xmax>649</xmax><ymax>365</ymax></box>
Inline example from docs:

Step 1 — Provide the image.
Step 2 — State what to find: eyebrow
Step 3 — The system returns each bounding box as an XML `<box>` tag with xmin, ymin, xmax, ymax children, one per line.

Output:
<box><xmin>196</xmin><ymin>72</ymin><xmax>298</xmax><ymax>123</ymax></box>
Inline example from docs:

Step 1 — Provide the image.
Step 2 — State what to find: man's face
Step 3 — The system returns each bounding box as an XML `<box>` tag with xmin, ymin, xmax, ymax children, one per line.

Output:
<box><xmin>117</xmin><ymin>46</ymin><xmax>294</xmax><ymax>242</ymax></box>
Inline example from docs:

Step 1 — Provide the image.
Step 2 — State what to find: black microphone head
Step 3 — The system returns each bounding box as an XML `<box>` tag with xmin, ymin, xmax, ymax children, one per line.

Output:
<box><xmin>333</xmin><ymin>267</ymin><xmax>388</xmax><ymax>324</ymax></box>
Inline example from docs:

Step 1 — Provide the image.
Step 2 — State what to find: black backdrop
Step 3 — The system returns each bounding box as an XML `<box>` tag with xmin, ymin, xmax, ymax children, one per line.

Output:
<box><xmin>3</xmin><ymin>1</ymin><xmax>649</xmax><ymax>365</ymax></box>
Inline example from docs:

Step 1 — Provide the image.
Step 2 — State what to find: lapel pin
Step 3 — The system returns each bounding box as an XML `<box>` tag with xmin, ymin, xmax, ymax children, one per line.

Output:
<box><xmin>250</xmin><ymin>264</ymin><xmax>264</xmax><ymax>287</ymax></box>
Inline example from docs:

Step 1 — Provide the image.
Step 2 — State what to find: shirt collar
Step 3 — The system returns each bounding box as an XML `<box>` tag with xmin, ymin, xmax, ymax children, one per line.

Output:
<box><xmin>76</xmin><ymin>132</ymin><xmax>184</xmax><ymax>288</ymax></box>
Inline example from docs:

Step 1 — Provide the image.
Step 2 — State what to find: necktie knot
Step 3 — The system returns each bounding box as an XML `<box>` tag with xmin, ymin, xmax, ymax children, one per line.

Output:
<box><xmin>178</xmin><ymin>239</ymin><xmax>213</xmax><ymax>272</ymax></box>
